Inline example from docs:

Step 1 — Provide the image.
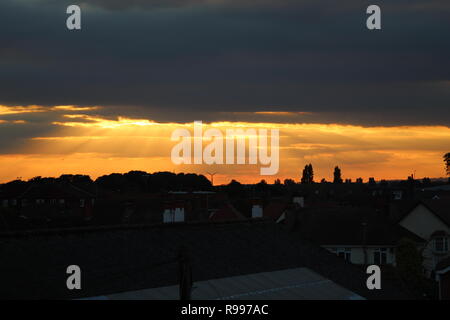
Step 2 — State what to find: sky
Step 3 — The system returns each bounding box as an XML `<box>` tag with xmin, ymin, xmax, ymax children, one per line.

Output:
<box><xmin>0</xmin><ymin>0</ymin><xmax>449</xmax><ymax>184</ymax></box>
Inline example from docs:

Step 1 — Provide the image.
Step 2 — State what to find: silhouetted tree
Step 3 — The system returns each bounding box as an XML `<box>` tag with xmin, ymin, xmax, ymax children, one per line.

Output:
<box><xmin>301</xmin><ymin>164</ymin><xmax>314</xmax><ymax>184</ymax></box>
<box><xmin>444</xmin><ymin>153</ymin><xmax>450</xmax><ymax>176</ymax></box>
<box><xmin>283</xmin><ymin>179</ymin><xmax>296</xmax><ymax>186</ymax></box>
<box><xmin>395</xmin><ymin>238</ymin><xmax>434</xmax><ymax>298</ymax></box>
<box><xmin>271</xmin><ymin>179</ymin><xmax>284</xmax><ymax>196</ymax></box>
<box><xmin>225</xmin><ymin>179</ymin><xmax>244</xmax><ymax>197</ymax></box>
<box><xmin>422</xmin><ymin>177</ymin><xmax>431</xmax><ymax>186</ymax></box>
<box><xmin>255</xmin><ymin>179</ymin><xmax>268</xmax><ymax>193</ymax></box>
<box><xmin>228</xmin><ymin>179</ymin><xmax>241</xmax><ymax>187</ymax></box>
<box><xmin>356</xmin><ymin>177</ymin><xmax>363</xmax><ymax>184</ymax></box>
<box><xmin>396</xmin><ymin>239</ymin><xmax>422</xmax><ymax>278</ymax></box>
<box><xmin>95</xmin><ymin>173</ymin><xmax>127</xmax><ymax>191</ymax></box>
<box><xmin>95</xmin><ymin>171</ymin><xmax>211</xmax><ymax>193</ymax></box>
<box><xmin>333</xmin><ymin>166</ymin><xmax>343</xmax><ymax>184</ymax></box>
<box><xmin>59</xmin><ymin>174</ymin><xmax>92</xmax><ymax>184</ymax></box>
<box><xmin>368</xmin><ymin>177</ymin><xmax>376</xmax><ymax>186</ymax></box>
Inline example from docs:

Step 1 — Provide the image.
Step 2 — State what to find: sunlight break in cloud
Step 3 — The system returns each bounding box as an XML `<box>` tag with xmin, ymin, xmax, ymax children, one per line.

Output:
<box><xmin>1</xmin><ymin>106</ymin><xmax>449</xmax><ymax>184</ymax></box>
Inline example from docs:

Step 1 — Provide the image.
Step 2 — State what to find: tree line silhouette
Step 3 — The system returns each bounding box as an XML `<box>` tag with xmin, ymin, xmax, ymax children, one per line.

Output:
<box><xmin>1</xmin><ymin>153</ymin><xmax>449</xmax><ymax>194</ymax></box>
<box><xmin>0</xmin><ymin>171</ymin><xmax>212</xmax><ymax>194</ymax></box>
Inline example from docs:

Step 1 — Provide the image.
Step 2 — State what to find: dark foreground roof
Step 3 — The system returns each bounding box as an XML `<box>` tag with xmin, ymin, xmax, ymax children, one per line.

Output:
<box><xmin>294</xmin><ymin>207</ymin><xmax>424</xmax><ymax>246</ymax></box>
<box><xmin>421</xmin><ymin>199</ymin><xmax>450</xmax><ymax>227</ymax></box>
<box><xmin>0</xmin><ymin>220</ymin><xmax>413</xmax><ymax>299</ymax></box>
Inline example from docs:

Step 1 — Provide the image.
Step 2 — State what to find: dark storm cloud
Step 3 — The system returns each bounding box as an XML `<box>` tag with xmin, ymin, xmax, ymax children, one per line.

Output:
<box><xmin>30</xmin><ymin>0</ymin><xmax>450</xmax><ymax>11</ymax></box>
<box><xmin>0</xmin><ymin>0</ymin><xmax>449</xmax><ymax>126</ymax></box>
<box><xmin>0</xmin><ymin>106</ymin><xmax>103</xmax><ymax>154</ymax></box>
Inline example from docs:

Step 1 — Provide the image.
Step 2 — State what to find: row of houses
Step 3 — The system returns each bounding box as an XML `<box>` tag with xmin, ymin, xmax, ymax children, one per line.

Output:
<box><xmin>2</xmin><ymin>183</ymin><xmax>449</xmax><ymax>271</ymax></box>
<box><xmin>1</xmin><ymin>180</ymin><xmax>449</xmax><ymax>298</ymax></box>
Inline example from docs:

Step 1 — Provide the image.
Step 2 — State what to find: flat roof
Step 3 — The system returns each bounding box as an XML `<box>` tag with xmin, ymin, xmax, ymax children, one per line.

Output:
<box><xmin>85</xmin><ymin>267</ymin><xmax>364</xmax><ymax>300</ymax></box>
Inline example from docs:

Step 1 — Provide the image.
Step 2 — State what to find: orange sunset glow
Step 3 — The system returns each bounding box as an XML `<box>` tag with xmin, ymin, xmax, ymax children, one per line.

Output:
<box><xmin>1</xmin><ymin>104</ymin><xmax>449</xmax><ymax>185</ymax></box>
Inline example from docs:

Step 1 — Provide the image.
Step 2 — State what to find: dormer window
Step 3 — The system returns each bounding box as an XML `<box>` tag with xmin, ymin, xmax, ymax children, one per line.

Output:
<box><xmin>374</xmin><ymin>248</ymin><xmax>388</xmax><ymax>265</ymax></box>
<box><xmin>435</xmin><ymin>237</ymin><xmax>448</xmax><ymax>253</ymax></box>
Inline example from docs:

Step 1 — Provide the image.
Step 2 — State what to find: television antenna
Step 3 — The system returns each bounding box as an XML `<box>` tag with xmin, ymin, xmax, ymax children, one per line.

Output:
<box><xmin>206</xmin><ymin>172</ymin><xmax>217</xmax><ymax>186</ymax></box>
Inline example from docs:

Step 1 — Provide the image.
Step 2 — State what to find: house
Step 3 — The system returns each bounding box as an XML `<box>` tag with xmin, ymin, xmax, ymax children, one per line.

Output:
<box><xmin>396</xmin><ymin>199</ymin><xmax>450</xmax><ymax>276</ymax></box>
<box><xmin>18</xmin><ymin>182</ymin><xmax>96</xmax><ymax>222</ymax></box>
<box><xmin>291</xmin><ymin>207</ymin><xmax>424</xmax><ymax>266</ymax></box>
<box><xmin>90</xmin><ymin>191</ymin><xmax>230</xmax><ymax>226</ymax></box>
<box><xmin>163</xmin><ymin>191</ymin><xmax>221</xmax><ymax>222</ymax></box>
<box><xmin>0</xmin><ymin>181</ymin><xmax>96</xmax><ymax>229</ymax></box>
<box><xmin>0</xmin><ymin>180</ymin><xmax>29</xmax><ymax>209</ymax></box>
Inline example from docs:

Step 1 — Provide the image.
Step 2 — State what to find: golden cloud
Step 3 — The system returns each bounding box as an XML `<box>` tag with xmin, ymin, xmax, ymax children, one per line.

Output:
<box><xmin>0</xmin><ymin>107</ymin><xmax>449</xmax><ymax>184</ymax></box>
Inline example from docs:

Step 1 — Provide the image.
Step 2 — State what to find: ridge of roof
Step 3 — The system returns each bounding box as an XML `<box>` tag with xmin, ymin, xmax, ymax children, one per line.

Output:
<box><xmin>397</xmin><ymin>199</ymin><xmax>450</xmax><ymax>229</ymax></box>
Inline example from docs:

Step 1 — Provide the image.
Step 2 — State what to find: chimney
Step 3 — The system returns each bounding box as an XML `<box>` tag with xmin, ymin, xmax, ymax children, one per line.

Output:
<box><xmin>163</xmin><ymin>201</ymin><xmax>173</xmax><ymax>223</ymax></box>
<box><xmin>251</xmin><ymin>198</ymin><xmax>263</xmax><ymax>218</ymax></box>
<box><xmin>174</xmin><ymin>200</ymin><xmax>185</xmax><ymax>222</ymax></box>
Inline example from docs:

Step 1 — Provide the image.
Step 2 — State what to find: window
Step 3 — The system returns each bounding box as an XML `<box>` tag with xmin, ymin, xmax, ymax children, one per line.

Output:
<box><xmin>435</xmin><ymin>237</ymin><xmax>448</xmax><ymax>253</ymax></box>
<box><xmin>80</xmin><ymin>199</ymin><xmax>85</xmax><ymax>208</ymax></box>
<box><xmin>336</xmin><ymin>248</ymin><xmax>352</xmax><ymax>262</ymax></box>
<box><xmin>374</xmin><ymin>248</ymin><xmax>388</xmax><ymax>265</ymax></box>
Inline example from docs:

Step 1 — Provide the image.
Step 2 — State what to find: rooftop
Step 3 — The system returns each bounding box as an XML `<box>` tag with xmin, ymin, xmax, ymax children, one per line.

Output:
<box><xmin>293</xmin><ymin>206</ymin><xmax>424</xmax><ymax>246</ymax></box>
<box><xmin>0</xmin><ymin>219</ymin><xmax>413</xmax><ymax>299</ymax></box>
<box><xmin>86</xmin><ymin>267</ymin><xmax>365</xmax><ymax>300</ymax></box>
